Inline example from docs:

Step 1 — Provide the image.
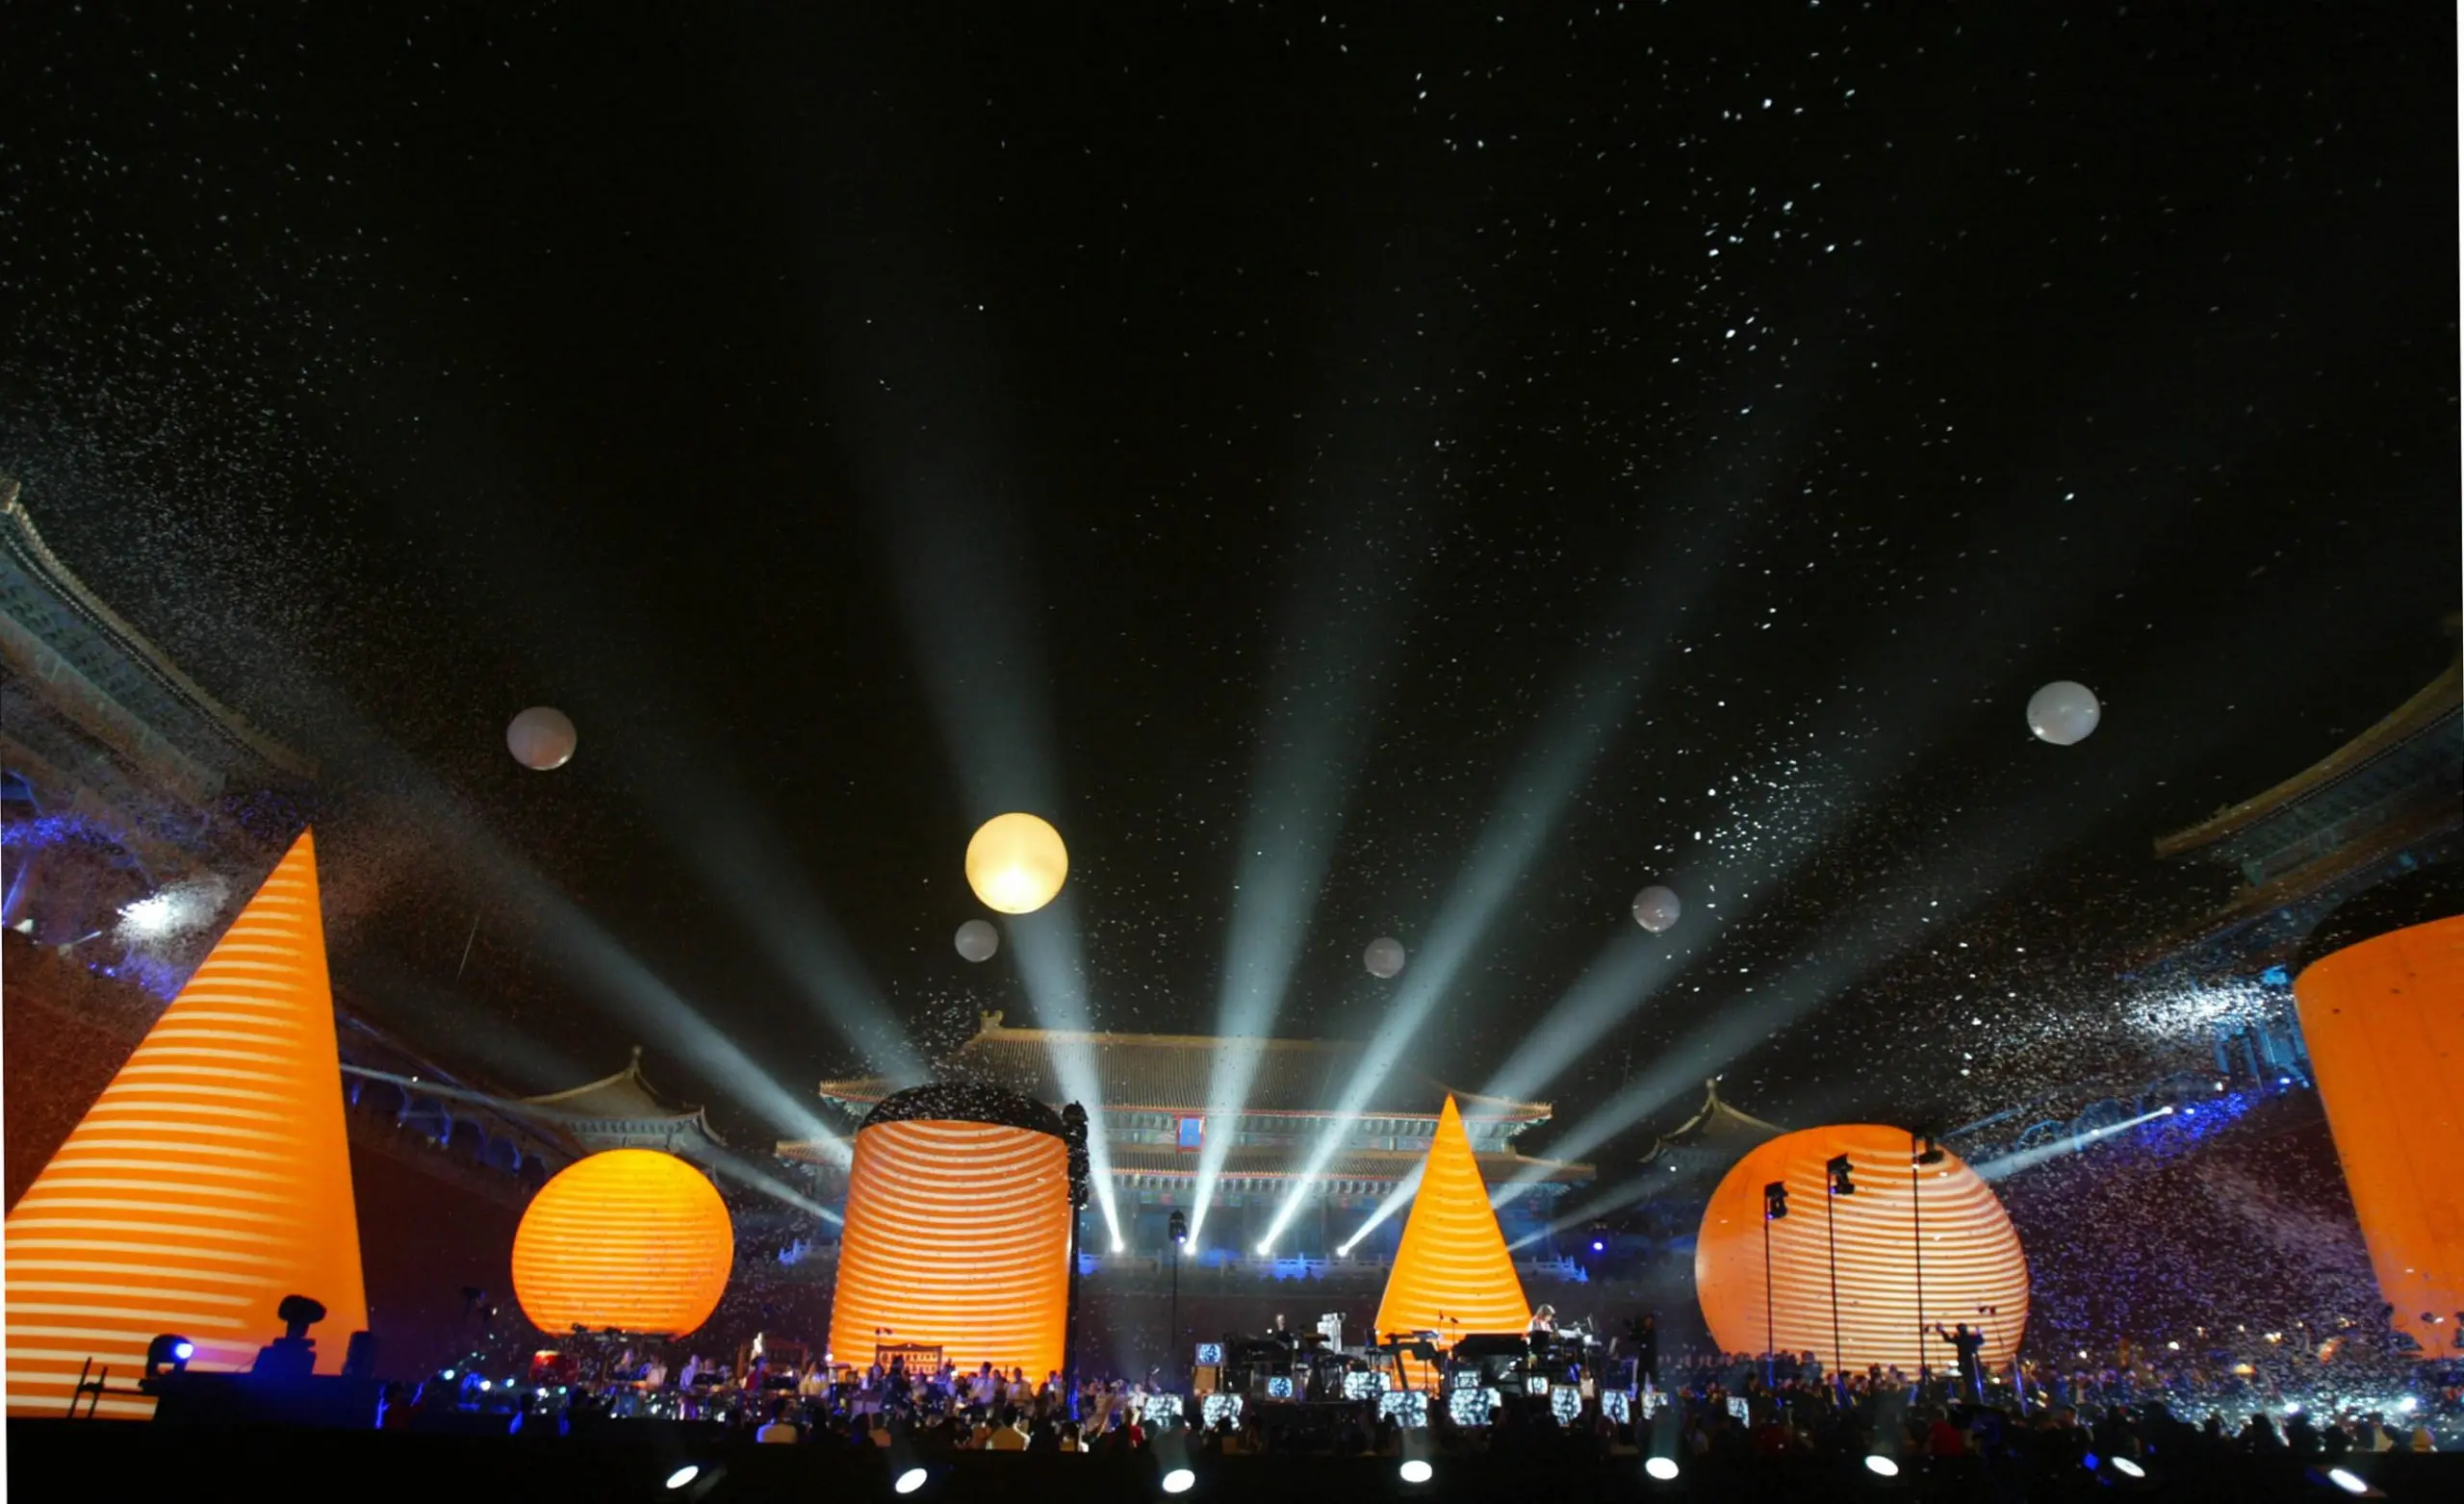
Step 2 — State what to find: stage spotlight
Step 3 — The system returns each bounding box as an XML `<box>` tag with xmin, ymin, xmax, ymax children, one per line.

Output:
<box><xmin>2112</xmin><ymin>1457</ymin><xmax>2145</xmax><ymax>1479</ymax></box>
<box><xmin>144</xmin><ymin>1334</ymin><xmax>194</xmax><ymax>1380</ymax></box>
<box><xmin>1914</xmin><ymin>1134</ymin><xmax>1945</xmax><ymax>1167</ymax></box>
<box><xmin>1763</xmin><ymin>1181</ymin><xmax>1788</xmax><ymax>1220</ymax></box>
<box><xmin>1863</xmin><ymin>1455</ymin><xmax>1899</xmax><ymax>1477</ymax></box>
<box><xmin>1645</xmin><ymin>1456</ymin><xmax>1681</xmax><ymax>1481</ymax></box>
<box><xmin>2324</xmin><ymin>1467</ymin><xmax>2373</xmax><ymax>1495</ymax></box>
<box><xmin>664</xmin><ymin>1465</ymin><xmax>701</xmax><ymax>1491</ymax></box>
<box><xmin>1169</xmin><ymin>1210</ymin><xmax>1188</xmax><ymax>1247</ymax></box>
<box><xmin>1399</xmin><ymin>1460</ymin><xmax>1434</xmax><ymax>1485</ymax></box>
<box><xmin>1161</xmin><ymin>1468</ymin><xmax>1196</xmax><ymax>1494</ymax></box>
<box><xmin>895</xmin><ymin>1467</ymin><xmax>929</xmax><ymax>1494</ymax></box>
<box><xmin>1828</xmin><ymin>1155</ymin><xmax>1856</xmax><ymax>1197</ymax></box>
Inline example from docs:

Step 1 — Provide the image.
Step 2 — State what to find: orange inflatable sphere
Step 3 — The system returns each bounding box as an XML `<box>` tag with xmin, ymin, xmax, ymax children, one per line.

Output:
<box><xmin>513</xmin><ymin>1149</ymin><xmax>733</xmax><ymax>1337</ymax></box>
<box><xmin>1697</xmin><ymin>1125</ymin><xmax>2027</xmax><ymax>1374</ymax></box>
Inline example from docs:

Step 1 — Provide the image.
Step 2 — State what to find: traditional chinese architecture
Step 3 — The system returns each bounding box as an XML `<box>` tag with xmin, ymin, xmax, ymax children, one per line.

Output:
<box><xmin>515</xmin><ymin>1046</ymin><xmax>731</xmax><ymax>1162</ymax></box>
<box><xmin>2148</xmin><ymin>652</ymin><xmax>2462</xmax><ymax>973</ymax></box>
<box><xmin>0</xmin><ymin>477</ymin><xmax>314</xmax><ymax>954</ymax></box>
<box><xmin>782</xmin><ymin>1011</ymin><xmax>1593</xmax><ymax>1260</ymax></box>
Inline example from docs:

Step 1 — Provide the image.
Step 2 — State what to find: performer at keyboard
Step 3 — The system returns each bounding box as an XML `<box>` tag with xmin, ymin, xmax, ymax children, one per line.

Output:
<box><xmin>1527</xmin><ymin>1304</ymin><xmax>1557</xmax><ymax>1338</ymax></box>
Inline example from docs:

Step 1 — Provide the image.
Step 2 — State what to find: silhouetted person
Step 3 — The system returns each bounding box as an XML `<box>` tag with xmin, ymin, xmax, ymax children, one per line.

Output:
<box><xmin>1933</xmin><ymin>1323</ymin><xmax>1986</xmax><ymax>1403</ymax></box>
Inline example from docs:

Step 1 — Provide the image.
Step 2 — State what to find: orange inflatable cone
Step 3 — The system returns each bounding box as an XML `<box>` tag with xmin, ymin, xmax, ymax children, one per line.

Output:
<box><xmin>1373</xmin><ymin>1095</ymin><xmax>1530</xmax><ymax>1388</ymax></box>
<box><xmin>6</xmin><ymin>829</ymin><xmax>368</xmax><ymax>1416</ymax></box>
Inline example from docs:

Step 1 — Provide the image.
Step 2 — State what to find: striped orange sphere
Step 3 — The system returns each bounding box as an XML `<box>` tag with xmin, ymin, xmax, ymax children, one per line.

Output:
<box><xmin>829</xmin><ymin>1118</ymin><xmax>1070</xmax><ymax>1376</ymax></box>
<box><xmin>1696</xmin><ymin>1125</ymin><xmax>2028</xmax><ymax>1373</ymax></box>
<box><xmin>5</xmin><ymin>829</ymin><xmax>368</xmax><ymax>1418</ymax></box>
<box><xmin>511</xmin><ymin>1150</ymin><xmax>732</xmax><ymax>1338</ymax></box>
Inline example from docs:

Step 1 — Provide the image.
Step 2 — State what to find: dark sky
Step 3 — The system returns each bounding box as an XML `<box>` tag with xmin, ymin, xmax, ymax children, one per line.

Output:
<box><xmin>3</xmin><ymin>4</ymin><xmax>2455</xmax><ymax>1164</ymax></box>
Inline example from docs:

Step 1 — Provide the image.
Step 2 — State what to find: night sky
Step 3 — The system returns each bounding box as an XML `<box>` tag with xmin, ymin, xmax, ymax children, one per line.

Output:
<box><xmin>3</xmin><ymin>4</ymin><xmax>2455</xmax><ymax>1169</ymax></box>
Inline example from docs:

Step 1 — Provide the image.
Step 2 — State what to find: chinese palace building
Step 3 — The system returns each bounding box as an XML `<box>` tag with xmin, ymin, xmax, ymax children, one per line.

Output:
<box><xmin>781</xmin><ymin>1011</ymin><xmax>1596</xmax><ymax>1261</ymax></box>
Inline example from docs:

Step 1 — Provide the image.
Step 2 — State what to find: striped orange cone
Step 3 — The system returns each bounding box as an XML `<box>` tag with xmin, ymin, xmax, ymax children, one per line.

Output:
<box><xmin>6</xmin><ymin>828</ymin><xmax>367</xmax><ymax>1416</ymax></box>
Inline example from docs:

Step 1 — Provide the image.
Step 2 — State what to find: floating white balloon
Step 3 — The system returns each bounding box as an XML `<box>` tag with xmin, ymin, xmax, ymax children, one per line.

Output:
<box><xmin>506</xmin><ymin>706</ymin><xmax>578</xmax><ymax>771</ymax></box>
<box><xmin>954</xmin><ymin>919</ymin><xmax>1000</xmax><ymax>963</ymax></box>
<box><xmin>2026</xmin><ymin>680</ymin><xmax>2101</xmax><ymax>746</ymax></box>
<box><xmin>1632</xmin><ymin>884</ymin><xmax>1682</xmax><ymax>933</ymax></box>
<box><xmin>1364</xmin><ymin>936</ymin><xmax>1407</xmax><ymax>979</ymax></box>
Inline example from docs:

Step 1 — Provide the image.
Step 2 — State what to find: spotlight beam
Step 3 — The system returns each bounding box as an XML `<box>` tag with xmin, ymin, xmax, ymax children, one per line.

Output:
<box><xmin>1969</xmin><ymin>1107</ymin><xmax>2174</xmax><ymax>1183</ymax></box>
<box><xmin>1496</xmin><ymin>799</ymin><xmax>2065</xmax><ymax>1206</ymax></box>
<box><xmin>1340</xmin><ymin>921</ymin><xmax>1707</xmax><ymax>1253</ymax></box>
<box><xmin>1190</xmin><ymin>501</ymin><xmax>1418</xmax><ymax>1247</ymax></box>
<box><xmin>841</xmin><ymin>318</ymin><xmax>1128</xmax><ymax>1249</ymax></box>
<box><xmin>1254</xmin><ymin>658</ymin><xmax>1637</xmax><ymax>1253</ymax></box>
<box><xmin>1007</xmin><ymin>895</ymin><xmax>1125</xmax><ymax>1249</ymax></box>
<box><xmin>1257</xmin><ymin>486</ymin><xmax>1781</xmax><ymax>1254</ymax></box>
<box><xmin>656</xmin><ymin>777</ymin><xmax>930</xmax><ymax>1089</ymax></box>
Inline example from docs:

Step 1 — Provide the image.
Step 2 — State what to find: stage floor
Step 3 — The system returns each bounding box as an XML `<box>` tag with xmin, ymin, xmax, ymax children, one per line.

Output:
<box><xmin>8</xmin><ymin>1419</ymin><xmax>2458</xmax><ymax>1503</ymax></box>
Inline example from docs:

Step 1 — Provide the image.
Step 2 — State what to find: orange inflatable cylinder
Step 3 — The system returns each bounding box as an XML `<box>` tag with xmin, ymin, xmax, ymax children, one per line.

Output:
<box><xmin>1696</xmin><ymin>1125</ymin><xmax>2028</xmax><ymax>1374</ymax></box>
<box><xmin>828</xmin><ymin>1086</ymin><xmax>1071</xmax><ymax>1378</ymax></box>
<box><xmin>2295</xmin><ymin>911</ymin><xmax>2464</xmax><ymax>1356</ymax></box>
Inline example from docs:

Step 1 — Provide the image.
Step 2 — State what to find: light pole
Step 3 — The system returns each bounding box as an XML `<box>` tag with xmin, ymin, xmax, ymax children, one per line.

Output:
<box><xmin>1062</xmin><ymin>1103</ymin><xmax>1091</xmax><ymax>1420</ymax></box>
<box><xmin>1761</xmin><ymin>1180</ymin><xmax>1787</xmax><ymax>1387</ymax></box>
<box><xmin>1912</xmin><ymin>1132</ymin><xmax>1944</xmax><ymax>1389</ymax></box>
<box><xmin>1168</xmin><ymin>1208</ymin><xmax>1187</xmax><ymax>1389</ymax></box>
<box><xmin>1826</xmin><ymin>1153</ymin><xmax>1855</xmax><ymax>1389</ymax></box>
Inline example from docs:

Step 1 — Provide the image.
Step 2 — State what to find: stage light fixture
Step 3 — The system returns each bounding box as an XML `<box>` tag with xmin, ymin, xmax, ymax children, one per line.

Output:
<box><xmin>2325</xmin><ymin>1467</ymin><xmax>2371</xmax><ymax>1495</ymax></box>
<box><xmin>144</xmin><ymin>1334</ymin><xmax>194</xmax><ymax>1380</ymax></box>
<box><xmin>1914</xmin><ymin>1134</ymin><xmax>1945</xmax><ymax>1167</ymax></box>
<box><xmin>1828</xmin><ymin>1154</ymin><xmax>1856</xmax><ymax>1196</ymax></box>
<box><xmin>1169</xmin><ymin>1210</ymin><xmax>1188</xmax><ymax>1246</ymax></box>
<box><xmin>1645</xmin><ymin>1456</ymin><xmax>1681</xmax><ymax>1482</ymax></box>
<box><xmin>665</xmin><ymin>1465</ymin><xmax>701</xmax><ymax>1491</ymax></box>
<box><xmin>1161</xmin><ymin>1468</ymin><xmax>1196</xmax><ymax>1494</ymax></box>
<box><xmin>1863</xmin><ymin>1455</ymin><xmax>1899</xmax><ymax>1477</ymax></box>
<box><xmin>1763</xmin><ymin>1181</ymin><xmax>1788</xmax><ymax>1220</ymax></box>
<box><xmin>2113</xmin><ymin>1457</ymin><xmax>2145</xmax><ymax>1479</ymax></box>
<box><xmin>895</xmin><ymin>1467</ymin><xmax>929</xmax><ymax>1494</ymax></box>
<box><xmin>1399</xmin><ymin>1460</ymin><xmax>1434</xmax><ymax>1485</ymax></box>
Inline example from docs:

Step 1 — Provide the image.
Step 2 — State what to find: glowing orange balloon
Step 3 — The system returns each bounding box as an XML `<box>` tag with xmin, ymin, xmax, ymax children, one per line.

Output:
<box><xmin>831</xmin><ymin>1092</ymin><xmax>1071</xmax><ymax>1377</ymax></box>
<box><xmin>4</xmin><ymin>830</ymin><xmax>368</xmax><ymax>1418</ymax></box>
<box><xmin>2295</xmin><ymin>912</ymin><xmax>2464</xmax><ymax>1356</ymax></box>
<box><xmin>512</xmin><ymin>1149</ymin><xmax>732</xmax><ymax>1338</ymax></box>
<box><xmin>1697</xmin><ymin>1125</ymin><xmax>2027</xmax><ymax>1373</ymax></box>
<box><xmin>964</xmin><ymin>813</ymin><xmax>1069</xmax><ymax>915</ymax></box>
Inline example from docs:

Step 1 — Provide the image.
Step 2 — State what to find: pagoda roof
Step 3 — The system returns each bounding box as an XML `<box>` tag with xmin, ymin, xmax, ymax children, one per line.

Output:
<box><xmin>0</xmin><ymin>479</ymin><xmax>316</xmax><ymax>784</ymax></box>
<box><xmin>2135</xmin><ymin>657</ymin><xmax>2462</xmax><ymax>966</ymax></box>
<box><xmin>519</xmin><ymin>1047</ymin><xmax>729</xmax><ymax>1148</ymax></box>
<box><xmin>2154</xmin><ymin>661</ymin><xmax>2460</xmax><ymax>865</ymax></box>
<box><xmin>775</xmin><ymin>1138</ymin><xmax>1593</xmax><ymax>1185</ymax></box>
<box><xmin>1635</xmin><ymin>1079</ymin><xmax>1784</xmax><ymax>1170</ymax></box>
<box><xmin>814</xmin><ymin>1012</ymin><xmax>1552</xmax><ymax>1123</ymax></box>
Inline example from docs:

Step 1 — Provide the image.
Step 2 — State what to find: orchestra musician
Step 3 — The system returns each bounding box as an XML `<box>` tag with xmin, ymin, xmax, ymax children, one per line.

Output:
<box><xmin>1528</xmin><ymin>1304</ymin><xmax>1557</xmax><ymax>1338</ymax></box>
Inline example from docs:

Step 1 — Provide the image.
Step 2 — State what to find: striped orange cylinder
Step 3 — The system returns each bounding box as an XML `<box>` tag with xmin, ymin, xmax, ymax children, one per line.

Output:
<box><xmin>4</xmin><ymin>830</ymin><xmax>368</xmax><ymax>1418</ymax></box>
<box><xmin>829</xmin><ymin>1089</ymin><xmax>1070</xmax><ymax>1377</ymax></box>
<box><xmin>511</xmin><ymin>1149</ymin><xmax>733</xmax><ymax>1338</ymax></box>
<box><xmin>1696</xmin><ymin>1125</ymin><xmax>2027</xmax><ymax>1374</ymax></box>
<box><xmin>1374</xmin><ymin>1095</ymin><xmax>1530</xmax><ymax>1369</ymax></box>
<box><xmin>2294</xmin><ymin>911</ymin><xmax>2464</xmax><ymax>1356</ymax></box>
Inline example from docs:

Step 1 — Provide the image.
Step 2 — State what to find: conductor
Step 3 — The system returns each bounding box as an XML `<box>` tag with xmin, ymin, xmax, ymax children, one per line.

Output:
<box><xmin>1934</xmin><ymin>1321</ymin><xmax>1987</xmax><ymax>1403</ymax></box>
